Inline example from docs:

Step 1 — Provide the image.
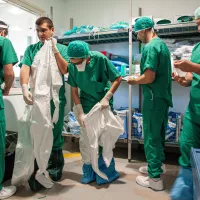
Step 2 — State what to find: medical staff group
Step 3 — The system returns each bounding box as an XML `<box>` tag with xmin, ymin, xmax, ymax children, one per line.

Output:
<box><xmin>0</xmin><ymin>6</ymin><xmax>199</xmax><ymax>200</ymax></box>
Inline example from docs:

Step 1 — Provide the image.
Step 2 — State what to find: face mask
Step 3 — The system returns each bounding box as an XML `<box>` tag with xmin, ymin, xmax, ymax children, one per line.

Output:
<box><xmin>76</xmin><ymin>60</ymin><xmax>87</xmax><ymax>72</ymax></box>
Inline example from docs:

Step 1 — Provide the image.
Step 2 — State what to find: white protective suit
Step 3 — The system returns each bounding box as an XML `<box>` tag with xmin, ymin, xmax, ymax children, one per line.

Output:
<box><xmin>81</xmin><ymin>103</ymin><xmax>124</xmax><ymax>180</ymax></box>
<box><xmin>12</xmin><ymin>106</ymin><xmax>34</xmax><ymax>186</ymax></box>
<box><xmin>12</xmin><ymin>40</ymin><xmax>62</xmax><ymax>188</ymax></box>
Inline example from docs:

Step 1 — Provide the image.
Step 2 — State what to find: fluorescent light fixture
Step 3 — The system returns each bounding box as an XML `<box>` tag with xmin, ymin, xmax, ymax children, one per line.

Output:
<box><xmin>0</xmin><ymin>0</ymin><xmax>6</xmax><ymax>4</ymax></box>
<box><xmin>9</xmin><ymin>7</ymin><xmax>24</xmax><ymax>15</ymax></box>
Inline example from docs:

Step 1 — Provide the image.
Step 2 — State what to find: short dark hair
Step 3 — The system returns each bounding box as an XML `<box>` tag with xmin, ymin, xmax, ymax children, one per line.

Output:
<box><xmin>35</xmin><ymin>17</ymin><xmax>54</xmax><ymax>29</ymax></box>
<box><xmin>0</xmin><ymin>21</ymin><xmax>8</xmax><ymax>36</ymax></box>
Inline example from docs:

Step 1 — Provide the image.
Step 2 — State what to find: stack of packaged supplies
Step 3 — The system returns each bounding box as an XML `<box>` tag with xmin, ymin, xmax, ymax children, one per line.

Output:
<box><xmin>63</xmin><ymin>21</ymin><xmax>129</xmax><ymax>37</ymax></box>
<box><xmin>132</xmin><ymin>111</ymin><xmax>182</xmax><ymax>142</ymax></box>
<box><xmin>115</xmin><ymin>108</ymin><xmax>128</xmax><ymax>139</ymax></box>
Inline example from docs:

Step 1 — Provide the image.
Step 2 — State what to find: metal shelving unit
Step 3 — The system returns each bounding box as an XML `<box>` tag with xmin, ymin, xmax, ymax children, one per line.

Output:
<box><xmin>62</xmin><ymin>132</ymin><xmax>128</xmax><ymax>144</ymax></box>
<box><xmin>58</xmin><ymin>22</ymin><xmax>198</xmax><ymax>45</ymax></box>
<box><xmin>133</xmin><ymin>138</ymin><xmax>178</xmax><ymax>147</ymax></box>
<box><xmin>58</xmin><ymin>29</ymin><xmax>137</xmax><ymax>45</ymax></box>
<box><xmin>155</xmin><ymin>22</ymin><xmax>199</xmax><ymax>39</ymax></box>
<box><xmin>59</xmin><ymin>11</ymin><xmax>199</xmax><ymax>161</ymax></box>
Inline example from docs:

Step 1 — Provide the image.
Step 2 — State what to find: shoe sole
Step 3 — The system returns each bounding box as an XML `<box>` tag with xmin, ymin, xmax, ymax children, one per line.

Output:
<box><xmin>81</xmin><ymin>178</ymin><xmax>96</xmax><ymax>184</ymax></box>
<box><xmin>139</xmin><ymin>169</ymin><xmax>166</xmax><ymax>175</ymax></box>
<box><xmin>136</xmin><ymin>181</ymin><xmax>164</xmax><ymax>191</ymax></box>
<box><xmin>0</xmin><ymin>190</ymin><xmax>16</xmax><ymax>200</ymax></box>
<box><xmin>96</xmin><ymin>174</ymin><xmax>119</xmax><ymax>185</ymax></box>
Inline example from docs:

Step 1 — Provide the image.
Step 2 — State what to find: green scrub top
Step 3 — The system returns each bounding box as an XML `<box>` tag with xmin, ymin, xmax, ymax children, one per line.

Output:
<box><xmin>140</xmin><ymin>37</ymin><xmax>173</xmax><ymax>107</ymax></box>
<box><xmin>185</xmin><ymin>43</ymin><xmax>200</xmax><ymax>124</ymax></box>
<box><xmin>19</xmin><ymin>41</ymin><xmax>68</xmax><ymax>104</ymax></box>
<box><xmin>67</xmin><ymin>51</ymin><xmax>121</xmax><ymax>113</ymax></box>
<box><xmin>0</xmin><ymin>36</ymin><xmax>18</xmax><ymax>86</ymax></box>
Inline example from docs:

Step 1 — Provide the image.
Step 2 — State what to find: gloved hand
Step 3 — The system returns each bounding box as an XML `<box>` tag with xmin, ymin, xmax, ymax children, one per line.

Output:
<box><xmin>51</xmin><ymin>37</ymin><xmax>59</xmax><ymax>54</ymax></box>
<box><xmin>100</xmin><ymin>91</ymin><xmax>113</xmax><ymax>110</ymax></box>
<box><xmin>75</xmin><ymin>104</ymin><xmax>86</xmax><ymax>127</ymax></box>
<box><xmin>22</xmin><ymin>84</ymin><xmax>33</xmax><ymax>105</ymax></box>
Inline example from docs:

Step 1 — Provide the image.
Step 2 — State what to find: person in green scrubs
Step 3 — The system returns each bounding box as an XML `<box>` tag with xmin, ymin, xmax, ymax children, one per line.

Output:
<box><xmin>170</xmin><ymin>7</ymin><xmax>200</xmax><ymax>200</ymax></box>
<box><xmin>67</xmin><ymin>40</ymin><xmax>122</xmax><ymax>185</ymax></box>
<box><xmin>0</xmin><ymin>21</ymin><xmax>18</xmax><ymax>199</ymax></box>
<box><xmin>19</xmin><ymin>17</ymin><xmax>68</xmax><ymax>192</ymax></box>
<box><xmin>127</xmin><ymin>17</ymin><xmax>172</xmax><ymax>191</ymax></box>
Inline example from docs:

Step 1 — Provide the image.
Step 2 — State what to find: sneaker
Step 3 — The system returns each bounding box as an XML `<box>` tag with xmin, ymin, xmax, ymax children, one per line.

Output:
<box><xmin>139</xmin><ymin>164</ymin><xmax>166</xmax><ymax>175</ymax></box>
<box><xmin>0</xmin><ymin>186</ymin><xmax>16</xmax><ymax>199</ymax></box>
<box><xmin>136</xmin><ymin>175</ymin><xmax>164</xmax><ymax>191</ymax></box>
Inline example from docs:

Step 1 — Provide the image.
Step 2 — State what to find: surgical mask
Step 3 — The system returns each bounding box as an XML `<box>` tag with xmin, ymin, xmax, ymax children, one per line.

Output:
<box><xmin>76</xmin><ymin>60</ymin><xmax>87</xmax><ymax>72</ymax></box>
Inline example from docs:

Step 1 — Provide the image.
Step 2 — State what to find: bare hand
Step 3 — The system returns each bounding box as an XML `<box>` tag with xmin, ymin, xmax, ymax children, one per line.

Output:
<box><xmin>172</xmin><ymin>72</ymin><xmax>190</xmax><ymax>87</ymax></box>
<box><xmin>127</xmin><ymin>76</ymin><xmax>136</xmax><ymax>85</ymax></box>
<box><xmin>3</xmin><ymin>89</ymin><xmax>9</xmax><ymax>96</ymax></box>
<box><xmin>174</xmin><ymin>60</ymin><xmax>193</xmax><ymax>72</ymax></box>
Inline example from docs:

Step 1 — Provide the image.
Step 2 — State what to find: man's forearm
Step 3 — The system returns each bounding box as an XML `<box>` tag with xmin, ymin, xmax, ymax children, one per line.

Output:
<box><xmin>20</xmin><ymin>65</ymin><xmax>30</xmax><ymax>86</ymax></box>
<box><xmin>3</xmin><ymin>64</ymin><xmax>14</xmax><ymax>94</ymax></box>
<box><xmin>4</xmin><ymin>72</ymin><xmax>14</xmax><ymax>92</ymax></box>
<box><xmin>54</xmin><ymin>53</ymin><xmax>68</xmax><ymax>74</ymax></box>
<box><xmin>191</xmin><ymin>63</ymin><xmax>200</xmax><ymax>75</ymax></box>
<box><xmin>135</xmin><ymin>74</ymin><xmax>153</xmax><ymax>84</ymax></box>
<box><xmin>71</xmin><ymin>87</ymin><xmax>81</xmax><ymax>105</ymax></box>
<box><xmin>109</xmin><ymin>76</ymin><xmax>122</xmax><ymax>94</ymax></box>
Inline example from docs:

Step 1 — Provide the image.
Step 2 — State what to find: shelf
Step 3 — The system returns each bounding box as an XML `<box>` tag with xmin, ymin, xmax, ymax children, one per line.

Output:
<box><xmin>155</xmin><ymin>22</ymin><xmax>199</xmax><ymax>39</ymax></box>
<box><xmin>58</xmin><ymin>22</ymin><xmax>199</xmax><ymax>46</ymax></box>
<box><xmin>131</xmin><ymin>137</ymin><xmax>179</xmax><ymax>147</ymax></box>
<box><xmin>62</xmin><ymin>132</ymin><xmax>80</xmax><ymax>138</ymax></box>
<box><xmin>58</xmin><ymin>29</ymin><xmax>136</xmax><ymax>45</ymax></box>
<box><xmin>62</xmin><ymin>132</ymin><xmax>178</xmax><ymax>146</ymax></box>
<box><xmin>62</xmin><ymin>132</ymin><xmax>127</xmax><ymax>143</ymax></box>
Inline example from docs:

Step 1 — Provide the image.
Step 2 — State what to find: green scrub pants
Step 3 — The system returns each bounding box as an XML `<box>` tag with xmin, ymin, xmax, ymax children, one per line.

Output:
<box><xmin>0</xmin><ymin>106</ymin><xmax>5</xmax><ymax>191</ymax></box>
<box><xmin>29</xmin><ymin>101</ymin><xmax>65</xmax><ymax>191</ymax></box>
<box><xmin>142</xmin><ymin>96</ymin><xmax>169</xmax><ymax>178</ymax></box>
<box><xmin>179</xmin><ymin>117</ymin><xmax>200</xmax><ymax>167</ymax></box>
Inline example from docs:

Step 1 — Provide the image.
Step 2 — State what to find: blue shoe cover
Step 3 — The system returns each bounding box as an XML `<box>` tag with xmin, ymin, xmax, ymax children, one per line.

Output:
<box><xmin>96</xmin><ymin>156</ymin><xmax>119</xmax><ymax>185</ymax></box>
<box><xmin>81</xmin><ymin>164</ymin><xmax>96</xmax><ymax>184</ymax></box>
<box><xmin>170</xmin><ymin>167</ymin><xmax>193</xmax><ymax>200</ymax></box>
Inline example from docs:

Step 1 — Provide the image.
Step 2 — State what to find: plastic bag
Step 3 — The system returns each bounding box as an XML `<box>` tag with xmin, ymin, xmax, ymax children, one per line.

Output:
<box><xmin>63</xmin><ymin>112</ymin><xmax>80</xmax><ymax>135</ymax></box>
<box><xmin>11</xmin><ymin>106</ymin><xmax>34</xmax><ymax>186</ymax></box>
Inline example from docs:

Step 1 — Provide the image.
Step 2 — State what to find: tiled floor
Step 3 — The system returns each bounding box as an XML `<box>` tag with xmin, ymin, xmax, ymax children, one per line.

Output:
<box><xmin>8</xmin><ymin>142</ymin><xmax>179</xmax><ymax>200</ymax></box>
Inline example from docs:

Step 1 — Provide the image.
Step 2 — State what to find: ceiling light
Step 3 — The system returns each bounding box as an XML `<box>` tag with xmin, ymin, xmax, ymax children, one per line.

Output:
<box><xmin>8</xmin><ymin>7</ymin><xmax>24</xmax><ymax>15</ymax></box>
<box><xmin>0</xmin><ymin>0</ymin><xmax>6</xmax><ymax>4</ymax></box>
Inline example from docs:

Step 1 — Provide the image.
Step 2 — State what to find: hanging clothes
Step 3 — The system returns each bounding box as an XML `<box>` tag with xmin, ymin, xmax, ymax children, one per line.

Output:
<box><xmin>12</xmin><ymin>40</ymin><xmax>62</xmax><ymax>188</ymax></box>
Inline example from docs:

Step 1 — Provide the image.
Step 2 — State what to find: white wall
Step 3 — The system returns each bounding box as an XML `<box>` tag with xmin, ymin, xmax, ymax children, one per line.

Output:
<box><xmin>25</xmin><ymin>0</ymin><xmax>67</xmax><ymax>35</ymax></box>
<box><xmin>64</xmin><ymin>0</ymin><xmax>200</xmax><ymax>29</ymax></box>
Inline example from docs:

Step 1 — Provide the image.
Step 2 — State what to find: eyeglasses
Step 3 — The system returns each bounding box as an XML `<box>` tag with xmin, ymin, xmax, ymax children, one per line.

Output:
<box><xmin>35</xmin><ymin>28</ymin><xmax>48</xmax><ymax>33</ymax></box>
<box><xmin>69</xmin><ymin>58</ymin><xmax>85</xmax><ymax>65</ymax></box>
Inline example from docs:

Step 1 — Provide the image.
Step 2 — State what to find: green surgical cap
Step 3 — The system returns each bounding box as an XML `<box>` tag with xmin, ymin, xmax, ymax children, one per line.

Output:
<box><xmin>194</xmin><ymin>7</ymin><xmax>200</xmax><ymax>20</ymax></box>
<box><xmin>67</xmin><ymin>40</ymin><xmax>90</xmax><ymax>58</ymax></box>
<box><xmin>134</xmin><ymin>17</ymin><xmax>154</xmax><ymax>33</ymax></box>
